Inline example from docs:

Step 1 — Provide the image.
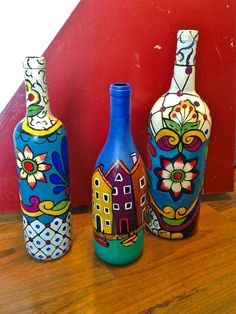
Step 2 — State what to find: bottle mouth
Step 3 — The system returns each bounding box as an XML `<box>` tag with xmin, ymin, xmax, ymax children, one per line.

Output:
<box><xmin>110</xmin><ymin>82</ymin><xmax>131</xmax><ymax>97</ymax></box>
<box><xmin>177</xmin><ymin>30</ymin><xmax>199</xmax><ymax>42</ymax></box>
<box><xmin>23</xmin><ymin>56</ymin><xmax>46</xmax><ymax>69</ymax></box>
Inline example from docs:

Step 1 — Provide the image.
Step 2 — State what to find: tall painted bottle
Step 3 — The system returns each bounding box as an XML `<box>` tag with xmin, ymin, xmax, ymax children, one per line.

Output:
<box><xmin>92</xmin><ymin>83</ymin><xmax>147</xmax><ymax>265</ymax></box>
<box><xmin>13</xmin><ymin>56</ymin><xmax>72</xmax><ymax>260</ymax></box>
<box><xmin>146</xmin><ymin>30</ymin><xmax>212</xmax><ymax>239</ymax></box>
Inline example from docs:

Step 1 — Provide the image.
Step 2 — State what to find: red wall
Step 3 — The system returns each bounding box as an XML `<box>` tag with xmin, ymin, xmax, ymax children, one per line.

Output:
<box><xmin>0</xmin><ymin>0</ymin><xmax>235</xmax><ymax>213</ymax></box>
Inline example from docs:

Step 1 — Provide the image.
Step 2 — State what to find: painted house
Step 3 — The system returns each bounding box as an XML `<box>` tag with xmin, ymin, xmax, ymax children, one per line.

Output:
<box><xmin>105</xmin><ymin>161</ymin><xmax>137</xmax><ymax>234</ymax></box>
<box><xmin>92</xmin><ymin>166</ymin><xmax>113</xmax><ymax>234</ymax></box>
<box><xmin>130</xmin><ymin>153</ymin><xmax>147</xmax><ymax>226</ymax></box>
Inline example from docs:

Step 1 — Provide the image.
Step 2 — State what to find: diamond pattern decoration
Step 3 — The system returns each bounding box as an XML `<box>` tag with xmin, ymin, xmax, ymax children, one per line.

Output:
<box><xmin>50</xmin><ymin>218</ymin><xmax>63</xmax><ymax>231</ymax></box>
<box><xmin>40</xmin><ymin>228</ymin><xmax>55</xmax><ymax>241</ymax></box>
<box><xmin>23</xmin><ymin>212</ymin><xmax>71</xmax><ymax>261</ymax></box>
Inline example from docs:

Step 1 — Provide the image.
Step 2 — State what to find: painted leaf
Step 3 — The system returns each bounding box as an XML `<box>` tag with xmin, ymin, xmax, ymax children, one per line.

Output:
<box><xmin>50</xmin><ymin>174</ymin><xmax>64</xmax><ymax>184</ymax></box>
<box><xmin>61</xmin><ymin>136</ymin><xmax>69</xmax><ymax>178</ymax></box>
<box><xmin>182</xmin><ymin>121</ymin><xmax>200</xmax><ymax>134</ymax></box>
<box><xmin>53</xmin><ymin>200</ymin><xmax>69</xmax><ymax>211</ymax></box>
<box><xmin>52</xmin><ymin>152</ymin><xmax>65</xmax><ymax>178</ymax></box>
<box><xmin>26</xmin><ymin>104</ymin><xmax>44</xmax><ymax>117</ymax></box>
<box><xmin>53</xmin><ymin>186</ymin><xmax>65</xmax><ymax>194</ymax></box>
<box><xmin>164</xmin><ymin>119</ymin><xmax>181</xmax><ymax>134</ymax></box>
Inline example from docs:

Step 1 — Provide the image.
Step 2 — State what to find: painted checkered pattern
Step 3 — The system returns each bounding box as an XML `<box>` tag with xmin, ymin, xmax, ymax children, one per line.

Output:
<box><xmin>23</xmin><ymin>212</ymin><xmax>71</xmax><ymax>260</ymax></box>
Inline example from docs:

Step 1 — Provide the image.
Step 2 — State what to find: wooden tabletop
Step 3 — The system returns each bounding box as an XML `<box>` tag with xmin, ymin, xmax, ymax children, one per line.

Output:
<box><xmin>0</xmin><ymin>188</ymin><xmax>236</xmax><ymax>314</ymax></box>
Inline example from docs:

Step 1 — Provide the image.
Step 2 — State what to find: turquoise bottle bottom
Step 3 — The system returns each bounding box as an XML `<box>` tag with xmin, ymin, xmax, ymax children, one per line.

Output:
<box><xmin>94</xmin><ymin>229</ymin><xmax>144</xmax><ymax>265</ymax></box>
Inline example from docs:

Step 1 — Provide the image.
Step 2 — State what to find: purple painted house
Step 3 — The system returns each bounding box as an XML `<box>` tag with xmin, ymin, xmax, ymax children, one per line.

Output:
<box><xmin>105</xmin><ymin>161</ymin><xmax>137</xmax><ymax>234</ymax></box>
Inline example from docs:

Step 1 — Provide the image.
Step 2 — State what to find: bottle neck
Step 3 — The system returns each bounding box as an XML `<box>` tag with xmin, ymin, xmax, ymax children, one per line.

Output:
<box><xmin>23</xmin><ymin>57</ymin><xmax>57</xmax><ymax>131</ymax></box>
<box><xmin>169</xmin><ymin>30</ymin><xmax>198</xmax><ymax>95</ymax></box>
<box><xmin>107</xmin><ymin>94</ymin><xmax>132</xmax><ymax>142</ymax></box>
<box><xmin>24</xmin><ymin>67</ymin><xmax>51</xmax><ymax>117</ymax></box>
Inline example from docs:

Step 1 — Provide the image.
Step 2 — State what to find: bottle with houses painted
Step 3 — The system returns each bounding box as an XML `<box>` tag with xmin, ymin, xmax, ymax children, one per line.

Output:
<box><xmin>13</xmin><ymin>56</ymin><xmax>72</xmax><ymax>260</ymax></box>
<box><xmin>92</xmin><ymin>83</ymin><xmax>147</xmax><ymax>265</ymax></box>
<box><xmin>146</xmin><ymin>30</ymin><xmax>212</xmax><ymax>239</ymax></box>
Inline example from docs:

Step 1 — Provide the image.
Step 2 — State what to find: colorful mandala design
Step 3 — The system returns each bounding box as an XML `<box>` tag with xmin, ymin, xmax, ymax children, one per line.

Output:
<box><xmin>155</xmin><ymin>154</ymin><xmax>198</xmax><ymax>200</ymax></box>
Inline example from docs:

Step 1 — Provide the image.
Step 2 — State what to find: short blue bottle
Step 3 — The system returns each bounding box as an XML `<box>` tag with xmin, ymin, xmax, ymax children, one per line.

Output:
<box><xmin>92</xmin><ymin>83</ymin><xmax>147</xmax><ymax>265</ymax></box>
<box><xmin>13</xmin><ymin>57</ymin><xmax>72</xmax><ymax>260</ymax></box>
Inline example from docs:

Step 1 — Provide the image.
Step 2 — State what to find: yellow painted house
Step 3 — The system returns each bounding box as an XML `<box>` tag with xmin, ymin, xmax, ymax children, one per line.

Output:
<box><xmin>92</xmin><ymin>166</ymin><xmax>113</xmax><ymax>234</ymax></box>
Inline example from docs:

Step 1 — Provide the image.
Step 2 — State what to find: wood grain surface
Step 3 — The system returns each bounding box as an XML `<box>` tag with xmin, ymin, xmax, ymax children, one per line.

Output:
<box><xmin>0</xmin><ymin>180</ymin><xmax>235</xmax><ymax>314</ymax></box>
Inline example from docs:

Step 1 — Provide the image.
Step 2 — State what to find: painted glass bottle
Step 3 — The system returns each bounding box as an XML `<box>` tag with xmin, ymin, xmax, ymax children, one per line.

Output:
<box><xmin>92</xmin><ymin>83</ymin><xmax>147</xmax><ymax>265</ymax></box>
<box><xmin>146</xmin><ymin>30</ymin><xmax>212</xmax><ymax>239</ymax></box>
<box><xmin>13</xmin><ymin>57</ymin><xmax>72</xmax><ymax>260</ymax></box>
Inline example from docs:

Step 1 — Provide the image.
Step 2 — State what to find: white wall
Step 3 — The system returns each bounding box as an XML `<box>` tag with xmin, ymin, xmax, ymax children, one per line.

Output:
<box><xmin>0</xmin><ymin>0</ymin><xmax>80</xmax><ymax>113</ymax></box>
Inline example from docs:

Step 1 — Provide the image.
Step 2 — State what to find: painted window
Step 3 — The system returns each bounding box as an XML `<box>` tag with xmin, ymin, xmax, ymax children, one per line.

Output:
<box><xmin>125</xmin><ymin>202</ymin><xmax>132</xmax><ymax>210</ymax></box>
<box><xmin>104</xmin><ymin>207</ymin><xmax>110</xmax><ymax>214</ymax></box>
<box><xmin>95</xmin><ymin>191</ymin><xmax>99</xmax><ymax>200</ymax></box>
<box><xmin>94</xmin><ymin>178</ymin><xmax>100</xmax><ymax>187</ymax></box>
<box><xmin>115</xmin><ymin>173</ymin><xmax>123</xmax><ymax>181</ymax></box>
<box><xmin>113</xmin><ymin>203</ymin><xmax>120</xmax><ymax>210</ymax></box>
<box><xmin>103</xmin><ymin>193</ymin><xmax>109</xmax><ymax>202</ymax></box>
<box><xmin>96</xmin><ymin>203</ymin><xmax>100</xmax><ymax>210</ymax></box>
<box><xmin>105</xmin><ymin>220</ymin><xmax>110</xmax><ymax>226</ymax></box>
<box><xmin>112</xmin><ymin>187</ymin><xmax>118</xmax><ymax>195</ymax></box>
<box><xmin>140</xmin><ymin>194</ymin><xmax>146</xmax><ymax>206</ymax></box>
<box><xmin>124</xmin><ymin>185</ymin><xmax>131</xmax><ymax>194</ymax></box>
<box><xmin>139</xmin><ymin>176</ymin><xmax>146</xmax><ymax>188</ymax></box>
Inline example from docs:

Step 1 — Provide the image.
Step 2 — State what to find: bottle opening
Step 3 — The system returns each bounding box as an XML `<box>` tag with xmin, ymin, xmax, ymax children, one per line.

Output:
<box><xmin>113</xmin><ymin>83</ymin><xmax>128</xmax><ymax>87</ymax></box>
<box><xmin>110</xmin><ymin>82</ymin><xmax>131</xmax><ymax>97</ymax></box>
<box><xmin>23</xmin><ymin>56</ymin><xmax>46</xmax><ymax>69</ymax></box>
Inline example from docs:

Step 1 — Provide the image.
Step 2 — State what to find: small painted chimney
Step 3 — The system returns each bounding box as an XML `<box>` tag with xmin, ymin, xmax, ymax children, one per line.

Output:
<box><xmin>99</xmin><ymin>164</ymin><xmax>104</xmax><ymax>171</ymax></box>
<box><xmin>130</xmin><ymin>152</ymin><xmax>137</xmax><ymax>164</ymax></box>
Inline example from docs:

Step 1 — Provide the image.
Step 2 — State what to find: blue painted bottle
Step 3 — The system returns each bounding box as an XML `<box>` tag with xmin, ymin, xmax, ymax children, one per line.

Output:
<box><xmin>92</xmin><ymin>83</ymin><xmax>147</xmax><ymax>265</ymax></box>
<box><xmin>13</xmin><ymin>57</ymin><xmax>72</xmax><ymax>260</ymax></box>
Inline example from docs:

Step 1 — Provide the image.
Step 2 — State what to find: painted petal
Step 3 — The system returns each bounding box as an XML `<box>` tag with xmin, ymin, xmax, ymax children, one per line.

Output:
<box><xmin>16</xmin><ymin>159</ymin><xmax>22</xmax><ymax>169</ymax></box>
<box><xmin>173</xmin><ymin>156</ymin><xmax>184</xmax><ymax>170</ymax></box>
<box><xmin>50</xmin><ymin>174</ymin><xmax>64</xmax><ymax>184</ymax></box>
<box><xmin>185</xmin><ymin>171</ymin><xmax>198</xmax><ymax>181</ymax></box>
<box><xmin>34</xmin><ymin>153</ymin><xmax>46</xmax><ymax>164</ymax></box>
<box><xmin>172</xmin><ymin>182</ymin><xmax>182</xmax><ymax>193</ymax></box>
<box><xmin>53</xmin><ymin>186</ymin><xmax>65</xmax><ymax>194</ymax></box>
<box><xmin>183</xmin><ymin>160</ymin><xmax>197</xmax><ymax>172</ymax></box>
<box><xmin>162</xmin><ymin>159</ymin><xmax>174</xmax><ymax>172</ymax></box>
<box><xmin>34</xmin><ymin>171</ymin><xmax>46</xmax><ymax>182</ymax></box>
<box><xmin>38</xmin><ymin>163</ymin><xmax>51</xmax><ymax>171</ymax></box>
<box><xmin>17</xmin><ymin>150</ymin><xmax>24</xmax><ymax>161</ymax></box>
<box><xmin>160</xmin><ymin>179</ymin><xmax>172</xmax><ymax>190</ymax></box>
<box><xmin>181</xmin><ymin>180</ymin><xmax>192</xmax><ymax>191</ymax></box>
<box><xmin>20</xmin><ymin>169</ymin><xmax>27</xmax><ymax>179</ymax></box>
<box><xmin>61</xmin><ymin>137</ymin><xmax>69</xmax><ymax>178</ymax></box>
<box><xmin>24</xmin><ymin>145</ymin><xmax>33</xmax><ymax>159</ymax></box>
<box><xmin>27</xmin><ymin>174</ymin><xmax>36</xmax><ymax>189</ymax></box>
<box><xmin>52</xmin><ymin>151</ymin><xmax>65</xmax><ymax>178</ymax></box>
<box><xmin>157</xmin><ymin>170</ymin><xmax>171</xmax><ymax>179</ymax></box>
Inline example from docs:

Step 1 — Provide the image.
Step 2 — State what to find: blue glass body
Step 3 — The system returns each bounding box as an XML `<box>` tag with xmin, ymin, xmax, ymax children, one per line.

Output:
<box><xmin>92</xmin><ymin>83</ymin><xmax>146</xmax><ymax>265</ymax></box>
<box><xmin>13</xmin><ymin>122</ymin><xmax>72</xmax><ymax>260</ymax></box>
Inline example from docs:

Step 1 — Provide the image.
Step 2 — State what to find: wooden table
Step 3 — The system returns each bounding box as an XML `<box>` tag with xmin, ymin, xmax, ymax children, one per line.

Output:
<box><xmin>0</xmin><ymin>189</ymin><xmax>236</xmax><ymax>314</ymax></box>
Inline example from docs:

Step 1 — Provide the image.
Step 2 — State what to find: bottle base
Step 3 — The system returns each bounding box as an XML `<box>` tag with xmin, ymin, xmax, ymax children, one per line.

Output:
<box><xmin>145</xmin><ymin>223</ymin><xmax>198</xmax><ymax>240</ymax></box>
<box><xmin>94</xmin><ymin>229</ymin><xmax>144</xmax><ymax>265</ymax></box>
<box><xmin>26</xmin><ymin>243</ymin><xmax>71</xmax><ymax>261</ymax></box>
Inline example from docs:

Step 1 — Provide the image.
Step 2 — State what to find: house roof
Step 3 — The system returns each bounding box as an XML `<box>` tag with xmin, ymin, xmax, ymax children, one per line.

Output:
<box><xmin>93</xmin><ymin>166</ymin><xmax>112</xmax><ymax>189</ymax></box>
<box><xmin>105</xmin><ymin>160</ymin><xmax>130</xmax><ymax>178</ymax></box>
<box><xmin>105</xmin><ymin>156</ymin><xmax>142</xmax><ymax>178</ymax></box>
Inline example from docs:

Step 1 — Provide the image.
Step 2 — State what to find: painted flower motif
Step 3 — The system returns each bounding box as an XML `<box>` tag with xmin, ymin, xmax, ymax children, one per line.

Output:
<box><xmin>155</xmin><ymin>154</ymin><xmax>198</xmax><ymax>200</ymax></box>
<box><xmin>16</xmin><ymin>145</ymin><xmax>51</xmax><ymax>189</ymax></box>
<box><xmin>169</xmin><ymin>100</ymin><xmax>198</xmax><ymax>126</ymax></box>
